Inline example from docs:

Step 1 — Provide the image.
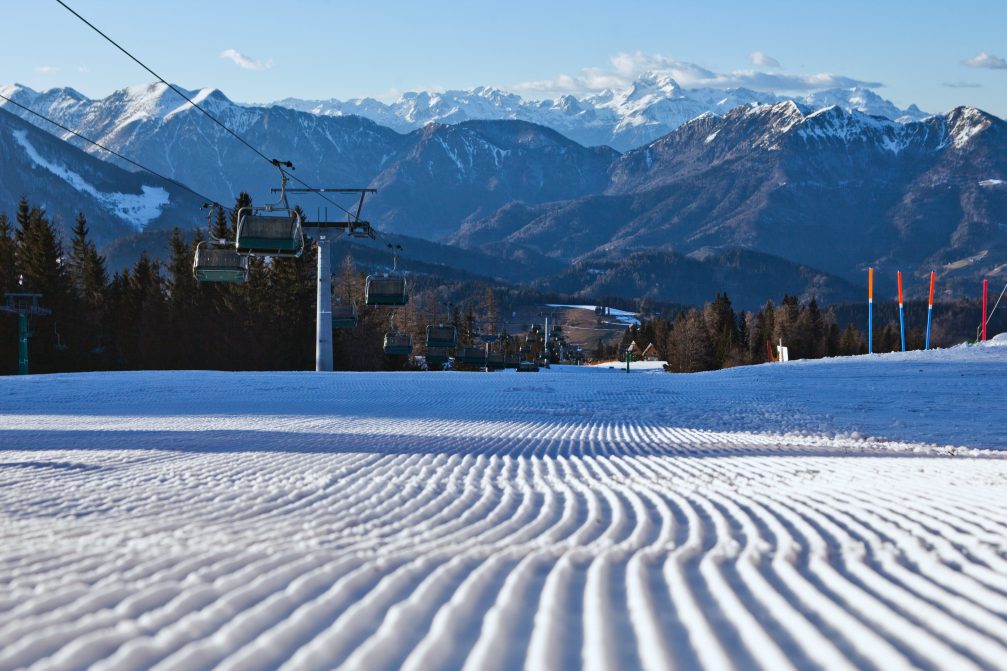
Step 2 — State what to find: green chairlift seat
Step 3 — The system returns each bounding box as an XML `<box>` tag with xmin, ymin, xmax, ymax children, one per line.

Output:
<box><xmin>383</xmin><ymin>332</ymin><xmax>413</xmax><ymax>356</ymax></box>
<box><xmin>455</xmin><ymin>346</ymin><xmax>487</xmax><ymax>365</ymax></box>
<box><xmin>426</xmin><ymin>346</ymin><xmax>449</xmax><ymax>370</ymax></box>
<box><xmin>235</xmin><ymin>209</ymin><xmax>304</xmax><ymax>257</ymax></box>
<box><xmin>365</xmin><ymin>275</ymin><xmax>408</xmax><ymax>306</ymax></box>
<box><xmin>426</xmin><ymin>324</ymin><xmax>457</xmax><ymax>349</ymax></box>
<box><xmin>193</xmin><ymin>242</ymin><xmax>249</xmax><ymax>283</ymax></box>
<box><xmin>486</xmin><ymin>352</ymin><xmax>506</xmax><ymax>370</ymax></box>
<box><xmin>332</xmin><ymin>300</ymin><xmax>358</xmax><ymax>329</ymax></box>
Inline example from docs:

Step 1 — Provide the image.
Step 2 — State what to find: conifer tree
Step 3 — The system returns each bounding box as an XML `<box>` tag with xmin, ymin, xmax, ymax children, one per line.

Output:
<box><xmin>0</xmin><ymin>213</ymin><xmax>16</xmax><ymax>292</ymax></box>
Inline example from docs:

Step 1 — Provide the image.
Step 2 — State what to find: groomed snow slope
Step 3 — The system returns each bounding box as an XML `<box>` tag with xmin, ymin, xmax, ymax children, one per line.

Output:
<box><xmin>2</xmin><ymin>346</ymin><xmax>1007</xmax><ymax>670</ymax></box>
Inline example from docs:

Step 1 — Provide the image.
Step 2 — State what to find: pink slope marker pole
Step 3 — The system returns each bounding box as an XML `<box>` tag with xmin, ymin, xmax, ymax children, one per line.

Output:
<box><xmin>982</xmin><ymin>279</ymin><xmax>988</xmax><ymax>342</ymax></box>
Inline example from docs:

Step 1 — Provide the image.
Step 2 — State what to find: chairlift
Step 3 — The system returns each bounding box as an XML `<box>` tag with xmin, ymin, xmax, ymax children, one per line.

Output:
<box><xmin>193</xmin><ymin>240</ymin><xmax>249</xmax><ymax>283</ymax></box>
<box><xmin>486</xmin><ymin>351</ymin><xmax>506</xmax><ymax>370</ymax></box>
<box><xmin>426</xmin><ymin>346</ymin><xmax>449</xmax><ymax>370</ymax></box>
<box><xmin>365</xmin><ymin>275</ymin><xmax>408</xmax><ymax>305</ymax></box>
<box><xmin>332</xmin><ymin>298</ymin><xmax>358</xmax><ymax>329</ymax></box>
<box><xmin>456</xmin><ymin>346</ymin><xmax>487</xmax><ymax>365</ymax></box>
<box><xmin>383</xmin><ymin>332</ymin><xmax>413</xmax><ymax>356</ymax></box>
<box><xmin>517</xmin><ymin>360</ymin><xmax>540</xmax><ymax>373</ymax></box>
<box><xmin>235</xmin><ymin>161</ymin><xmax>305</xmax><ymax>257</ymax></box>
<box><xmin>426</xmin><ymin>323</ymin><xmax>458</xmax><ymax>349</ymax></box>
<box><xmin>365</xmin><ymin>244</ymin><xmax>407</xmax><ymax>305</ymax></box>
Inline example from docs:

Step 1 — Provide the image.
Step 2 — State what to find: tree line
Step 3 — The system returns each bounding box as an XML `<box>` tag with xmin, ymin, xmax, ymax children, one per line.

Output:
<box><xmin>2</xmin><ymin>196</ymin><xmax>1000</xmax><ymax>375</ymax></box>
<box><xmin>0</xmin><ymin>197</ymin><xmax>507</xmax><ymax>375</ymax></box>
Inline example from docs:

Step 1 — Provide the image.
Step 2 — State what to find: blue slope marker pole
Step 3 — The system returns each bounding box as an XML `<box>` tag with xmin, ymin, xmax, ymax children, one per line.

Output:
<box><xmin>898</xmin><ymin>271</ymin><xmax>906</xmax><ymax>352</ymax></box>
<box><xmin>925</xmin><ymin>271</ymin><xmax>935</xmax><ymax>350</ymax></box>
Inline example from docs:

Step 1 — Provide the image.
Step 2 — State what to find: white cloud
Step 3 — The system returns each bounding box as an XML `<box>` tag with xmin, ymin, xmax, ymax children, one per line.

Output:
<box><xmin>77</xmin><ymin>65</ymin><xmax>90</xmax><ymax>74</ymax></box>
<box><xmin>513</xmin><ymin>51</ymin><xmax>881</xmax><ymax>98</ymax></box>
<box><xmin>34</xmin><ymin>65</ymin><xmax>58</xmax><ymax>74</ymax></box>
<box><xmin>963</xmin><ymin>52</ymin><xmax>1007</xmax><ymax>69</ymax></box>
<box><xmin>749</xmin><ymin>51</ymin><xmax>781</xmax><ymax>68</ymax></box>
<box><xmin>219</xmin><ymin>49</ymin><xmax>272</xmax><ymax>71</ymax></box>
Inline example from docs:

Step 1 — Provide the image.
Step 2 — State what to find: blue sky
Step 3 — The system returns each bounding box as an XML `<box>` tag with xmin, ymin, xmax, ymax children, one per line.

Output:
<box><xmin>4</xmin><ymin>0</ymin><xmax>1006</xmax><ymax>116</ymax></box>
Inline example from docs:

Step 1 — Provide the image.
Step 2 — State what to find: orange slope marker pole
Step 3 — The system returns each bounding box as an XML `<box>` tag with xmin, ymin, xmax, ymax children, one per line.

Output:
<box><xmin>868</xmin><ymin>267</ymin><xmax>874</xmax><ymax>354</ymax></box>
<box><xmin>925</xmin><ymin>271</ymin><xmax>935</xmax><ymax>350</ymax></box>
<box><xmin>898</xmin><ymin>271</ymin><xmax>906</xmax><ymax>352</ymax></box>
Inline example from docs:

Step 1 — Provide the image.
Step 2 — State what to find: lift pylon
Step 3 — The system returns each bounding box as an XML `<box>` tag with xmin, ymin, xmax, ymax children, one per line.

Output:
<box><xmin>2</xmin><ymin>293</ymin><xmax>52</xmax><ymax>375</ymax></box>
<box><xmin>274</xmin><ymin>188</ymin><xmax>377</xmax><ymax>372</ymax></box>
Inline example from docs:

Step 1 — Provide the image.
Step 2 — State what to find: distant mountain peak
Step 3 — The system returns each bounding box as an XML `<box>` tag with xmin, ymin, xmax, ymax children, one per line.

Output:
<box><xmin>261</xmin><ymin>75</ymin><xmax>929</xmax><ymax>151</ymax></box>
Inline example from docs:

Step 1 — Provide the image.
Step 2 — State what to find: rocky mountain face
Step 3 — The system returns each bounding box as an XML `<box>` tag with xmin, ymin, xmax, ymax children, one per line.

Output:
<box><xmin>270</xmin><ymin>73</ymin><xmax>928</xmax><ymax>151</ymax></box>
<box><xmin>458</xmin><ymin>103</ymin><xmax>1007</xmax><ymax>297</ymax></box>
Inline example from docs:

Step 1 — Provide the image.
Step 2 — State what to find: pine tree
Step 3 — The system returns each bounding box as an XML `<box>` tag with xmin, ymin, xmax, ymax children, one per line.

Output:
<box><xmin>0</xmin><ymin>213</ymin><xmax>16</xmax><ymax>292</ymax></box>
<box><xmin>64</xmin><ymin>212</ymin><xmax>109</xmax><ymax>368</ymax></box>
<box><xmin>666</xmin><ymin>309</ymin><xmax>714</xmax><ymax>373</ymax></box>
<box><xmin>703</xmin><ymin>292</ymin><xmax>739</xmax><ymax>367</ymax></box>
<box><xmin>14</xmin><ymin>203</ymin><xmax>67</xmax><ymax>301</ymax></box>
<box><xmin>838</xmin><ymin>323</ymin><xmax>866</xmax><ymax>355</ymax></box>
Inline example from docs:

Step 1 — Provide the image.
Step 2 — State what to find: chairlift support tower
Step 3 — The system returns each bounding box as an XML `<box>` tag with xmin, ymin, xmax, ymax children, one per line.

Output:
<box><xmin>2</xmin><ymin>293</ymin><xmax>52</xmax><ymax>375</ymax></box>
<box><xmin>274</xmin><ymin>187</ymin><xmax>377</xmax><ymax>372</ymax></box>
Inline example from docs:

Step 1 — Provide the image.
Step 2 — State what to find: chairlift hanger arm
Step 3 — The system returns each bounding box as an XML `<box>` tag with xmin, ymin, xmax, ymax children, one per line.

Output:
<box><xmin>271</xmin><ymin>188</ymin><xmax>376</xmax><ymax>220</ymax></box>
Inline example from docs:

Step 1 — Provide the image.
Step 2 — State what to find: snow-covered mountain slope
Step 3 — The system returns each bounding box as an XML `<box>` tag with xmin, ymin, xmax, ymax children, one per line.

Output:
<box><xmin>1</xmin><ymin>82</ymin><xmax>408</xmax><ymax>208</ymax></box>
<box><xmin>0</xmin><ymin>106</ymin><xmax>203</xmax><ymax>242</ymax></box>
<box><xmin>269</xmin><ymin>73</ymin><xmax>928</xmax><ymax>150</ymax></box>
<box><xmin>2</xmin><ymin>345</ymin><xmax>1007</xmax><ymax>669</ymax></box>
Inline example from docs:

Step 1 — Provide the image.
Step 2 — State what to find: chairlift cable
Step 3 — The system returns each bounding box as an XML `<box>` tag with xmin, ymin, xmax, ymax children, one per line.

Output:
<box><xmin>55</xmin><ymin>0</ymin><xmax>357</xmax><ymax>219</ymax></box>
<box><xmin>0</xmin><ymin>91</ymin><xmax>223</xmax><ymax>211</ymax></box>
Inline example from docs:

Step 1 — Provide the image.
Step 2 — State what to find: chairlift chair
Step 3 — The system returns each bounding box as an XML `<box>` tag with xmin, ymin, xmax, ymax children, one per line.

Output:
<box><xmin>456</xmin><ymin>346</ymin><xmax>487</xmax><ymax>365</ymax></box>
<box><xmin>332</xmin><ymin>299</ymin><xmax>358</xmax><ymax>329</ymax></box>
<box><xmin>383</xmin><ymin>332</ymin><xmax>413</xmax><ymax>356</ymax></box>
<box><xmin>234</xmin><ymin>162</ymin><xmax>305</xmax><ymax>257</ymax></box>
<box><xmin>426</xmin><ymin>323</ymin><xmax>458</xmax><ymax>349</ymax></box>
<box><xmin>486</xmin><ymin>351</ymin><xmax>506</xmax><ymax>370</ymax></box>
<box><xmin>517</xmin><ymin>360</ymin><xmax>540</xmax><ymax>373</ymax></box>
<box><xmin>365</xmin><ymin>274</ymin><xmax>408</xmax><ymax>305</ymax></box>
<box><xmin>365</xmin><ymin>244</ymin><xmax>408</xmax><ymax>305</ymax></box>
<box><xmin>426</xmin><ymin>346</ymin><xmax>449</xmax><ymax>370</ymax></box>
<box><xmin>193</xmin><ymin>241</ymin><xmax>249</xmax><ymax>283</ymax></box>
<box><xmin>235</xmin><ymin>210</ymin><xmax>304</xmax><ymax>257</ymax></box>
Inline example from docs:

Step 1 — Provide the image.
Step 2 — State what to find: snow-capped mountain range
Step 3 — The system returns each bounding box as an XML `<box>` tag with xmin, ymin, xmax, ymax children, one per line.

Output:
<box><xmin>0</xmin><ymin>78</ymin><xmax>1002</xmax><ymax>303</ymax></box>
<box><xmin>270</xmin><ymin>73</ymin><xmax>928</xmax><ymax>150</ymax></box>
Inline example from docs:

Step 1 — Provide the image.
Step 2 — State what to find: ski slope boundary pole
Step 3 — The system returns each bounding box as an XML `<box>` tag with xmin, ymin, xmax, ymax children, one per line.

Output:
<box><xmin>925</xmin><ymin>271</ymin><xmax>935</xmax><ymax>350</ymax></box>
<box><xmin>982</xmin><ymin>279</ymin><xmax>988</xmax><ymax>342</ymax></box>
<box><xmin>898</xmin><ymin>271</ymin><xmax>906</xmax><ymax>352</ymax></box>
<box><xmin>868</xmin><ymin>267</ymin><xmax>873</xmax><ymax>354</ymax></box>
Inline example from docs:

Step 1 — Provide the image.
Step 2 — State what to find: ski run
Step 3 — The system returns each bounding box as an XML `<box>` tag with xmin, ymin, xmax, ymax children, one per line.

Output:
<box><xmin>2</xmin><ymin>343</ymin><xmax>1007</xmax><ymax>670</ymax></box>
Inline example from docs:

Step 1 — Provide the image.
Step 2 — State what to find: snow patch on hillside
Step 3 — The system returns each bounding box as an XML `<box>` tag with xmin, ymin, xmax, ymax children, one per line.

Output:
<box><xmin>13</xmin><ymin>130</ymin><xmax>169</xmax><ymax>230</ymax></box>
<box><xmin>546</xmin><ymin>303</ymin><xmax>640</xmax><ymax>325</ymax></box>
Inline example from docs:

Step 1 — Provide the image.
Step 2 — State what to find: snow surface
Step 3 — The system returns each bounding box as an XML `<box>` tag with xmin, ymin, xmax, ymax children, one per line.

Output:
<box><xmin>2</xmin><ymin>346</ymin><xmax>1007</xmax><ymax>670</ymax></box>
<box><xmin>12</xmin><ymin>129</ymin><xmax>169</xmax><ymax>230</ymax></box>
